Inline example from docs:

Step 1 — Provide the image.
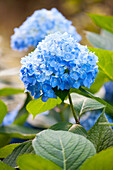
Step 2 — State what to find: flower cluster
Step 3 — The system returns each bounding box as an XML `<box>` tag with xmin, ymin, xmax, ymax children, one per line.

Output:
<box><xmin>11</xmin><ymin>8</ymin><xmax>81</xmax><ymax>51</ymax></box>
<box><xmin>20</xmin><ymin>32</ymin><xmax>98</xmax><ymax>102</ymax></box>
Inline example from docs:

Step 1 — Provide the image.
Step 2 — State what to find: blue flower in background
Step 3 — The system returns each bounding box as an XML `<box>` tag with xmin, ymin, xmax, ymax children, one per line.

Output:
<box><xmin>11</xmin><ymin>8</ymin><xmax>81</xmax><ymax>51</ymax></box>
<box><xmin>104</xmin><ymin>81</ymin><xmax>113</xmax><ymax>102</ymax></box>
<box><xmin>20</xmin><ymin>32</ymin><xmax>98</xmax><ymax>102</ymax></box>
<box><xmin>80</xmin><ymin>111</ymin><xmax>113</xmax><ymax>131</ymax></box>
<box><xmin>1</xmin><ymin>105</ymin><xmax>21</xmax><ymax>126</ymax></box>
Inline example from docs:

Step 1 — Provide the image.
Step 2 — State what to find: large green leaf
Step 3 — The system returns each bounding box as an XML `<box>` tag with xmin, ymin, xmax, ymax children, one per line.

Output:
<box><xmin>26</xmin><ymin>97</ymin><xmax>62</xmax><ymax>118</ymax></box>
<box><xmin>88</xmin><ymin>13</ymin><xmax>113</xmax><ymax>33</ymax></box>
<box><xmin>0</xmin><ymin>87</ymin><xmax>24</xmax><ymax>96</ymax></box>
<box><xmin>80</xmin><ymin>147</ymin><xmax>113</xmax><ymax>170</ymax></box>
<box><xmin>0</xmin><ymin>125</ymin><xmax>40</xmax><ymax>139</ymax></box>
<box><xmin>86</xmin><ymin>31</ymin><xmax>113</xmax><ymax>50</ymax></box>
<box><xmin>0</xmin><ymin>143</ymin><xmax>21</xmax><ymax>158</ymax></box>
<box><xmin>3</xmin><ymin>141</ymin><xmax>34</xmax><ymax>168</ymax></box>
<box><xmin>87</xmin><ymin>109</ymin><xmax>113</xmax><ymax>152</ymax></box>
<box><xmin>88</xmin><ymin>47</ymin><xmax>113</xmax><ymax>93</ymax></box>
<box><xmin>50</xmin><ymin>122</ymin><xmax>87</xmax><ymax>137</ymax></box>
<box><xmin>17</xmin><ymin>154</ymin><xmax>61</xmax><ymax>170</ymax></box>
<box><xmin>71</xmin><ymin>88</ymin><xmax>113</xmax><ymax>116</ymax></box>
<box><xmin>65</xmin><ymin>93</ymin><xmax>105</xmax><ymax>116</ymax></box>
<box><xmin>32</xmin><ymin>129</ymin><xmax>96</xmax><ymax>170</ymax></box>
<box><xmin>0</xmin><ymin>161</ymin><xmax>14</xmax><ymax>170</ymax></box>
<box><xmin>0</xmin><ymin>100</ymin><xmax>7</xmax><ymax>124</ymax></box>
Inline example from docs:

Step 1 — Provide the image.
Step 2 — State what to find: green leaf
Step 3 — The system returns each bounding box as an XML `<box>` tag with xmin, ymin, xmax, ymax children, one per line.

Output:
<box><xmin>65</xmin><ymin>93</ymin><xmax>105</xmax><ymax>116</ymax></box>
<box><xmin>32</xmin><ymin>129</ymin><xmax>96</xmax><ymax>169</ymax></box>
<box><xmin>0</xmin><ymin>134</ymin><xmax>11</xmax><ymax>148</ymax></box>
<box><xmin>87</xmin><ymin>109</ymin><xmax>113</xmax><ymax>152</ymax></box>
<box><xmin>86</xmin><ymin>31</ymin><xmax>113</xmax><ymax>50</ymax></box>
<box><xmin>50</xmin><ymin>122</ymin><xmax>73</xmax><ymax>131</ymax></box>
<box><xmin>0</xmin><ymin>143</ymin><xmax>20</xmax><ymax>158</ymax></box>
<box><xmin>0</xmin><ymin>100</ymin><xmax>7</xmax><ymax>124</ymax></box>
<box><xmin>50</xmin><ymin>122</ymin><xmax>87</xmax><ymax>137</ymax></box>
<box><xmin>0</xmin><ymin>87</ymin><xmax>24</xmax><ymax>96</ymax></box>
<box><xmin>26</xmin><ymin>97</ymin><xmax>62</xmax><ymax>118</ymax></box>
<box><xmin>0</xmin><ymin>125</ymin><xmax>40</xmax><ymax>139</ymax></box>
<box><xmin>71</xmin><ymin>87</ymin><xmax>113</xmax><ymax>117</ymax></box>
<box><xmin>3</xmin><ymin>141</ymin><xmax>34</xmax><ymax>168</ymax></box>
<box><xmin>17</xmin><ymin>153</ymin><xmax>61</xmax><ymax>170</ymax></box>
<box><xmin>89</xmin><ymin>47</ymin><xmax>113</xmax><ymax>81</ymax></box>
<box><xmin>53</xmin><ymin>88</ymin><xmax>69</xmax><ymax>101</ymax></box>
<box><xmin>13</xmin><ymin>92</ymin><xmax>32</xmax><ymax>125</ymax></box>
<box><xmin>88</xmin><ymin>13</ymin><xmax>113</xmax><ymax>33</ymax></box>
<box><xmin>88</xmin><ymin>70</ymin><xmax>109</xmax><ymax>94</ymax></box>
<box><xmin>13</xmin><ymin>113</ymin><xmax>29</xmax><ymax>125</ymax></box>
<box><xmin>0</xmin><ymin>161</ymin><xmax>14</xmax><ymax>170</ymax></box>
<box><xmin>88</xmin><ymin>47</ymin><xmax>113</xmax><ymax>93</ymax></box>
<box><xmin>80</xmin><ymin>147</ymin><xmax>113</xmax><ymax>170</ymax></box>
<box><xmin>69</xmin><ymin>124</ymin><xmax>88</xmax><ymax>137</ymax></box>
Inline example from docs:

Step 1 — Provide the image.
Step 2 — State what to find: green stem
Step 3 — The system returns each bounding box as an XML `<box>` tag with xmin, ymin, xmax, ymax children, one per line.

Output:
<box><xmin>68</xmin><ymin>93</ymin><xmax>80</xmax><ymax>124</ymax></box>
<box><xmin>57</xmin><ymin>105</ymin><xmax>65</xmax><ymax>122</ymax></box>
<box><xmin>59</xmin><ymin>111</ymin><xmax>65</xmax><ymax>122</ymax></box>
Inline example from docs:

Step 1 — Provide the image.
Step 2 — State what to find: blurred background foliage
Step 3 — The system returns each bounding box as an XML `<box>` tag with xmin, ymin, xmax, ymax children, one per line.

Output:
<box><xmin>0</xmin><ymin>0</ymin><xmax>112</xmax><ymax>112</ymax></box>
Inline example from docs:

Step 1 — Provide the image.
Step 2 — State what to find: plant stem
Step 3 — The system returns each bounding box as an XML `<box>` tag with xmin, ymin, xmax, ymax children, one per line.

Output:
<box><xmin>68</xmin><ymin>93</ymin><xmax>80</xmax><ymax>124</ymax></box>
<box><xmin>59</xmin><ymin>111</ymin><xmax>65</xmax><ymax>122</ymax></box>
<box><xmin>57</xmin><ymin>105</ymin><xmax>65</xmax><ymax>122</ymax></box>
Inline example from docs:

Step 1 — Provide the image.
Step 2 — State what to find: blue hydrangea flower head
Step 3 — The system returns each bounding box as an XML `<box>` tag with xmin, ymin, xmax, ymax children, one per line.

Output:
<box><xmin>20</xmin><ymin>32</ymin><xmax>98</xmax><ymax>102</ymax></box>
<box><xmin>11</xmin><ymin>8</ymin><xmax>81</xmax><ymax>51</ymax></box>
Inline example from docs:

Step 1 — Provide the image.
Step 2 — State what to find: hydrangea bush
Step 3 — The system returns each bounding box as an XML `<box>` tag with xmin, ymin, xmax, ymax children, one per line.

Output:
<box><xmin>11</xmin><ymin>8</ymin><xmax>81</xmax><ymax>51</ymax></box>
<box><xmin>20</xmin><ymin>32</ymin><xmax>98</xmax><ymax>102</ymax></box>
<box><xmin>0</xmin><ymin>10</ymin><xmax>113</xmax><ymax>170</ymax></box>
